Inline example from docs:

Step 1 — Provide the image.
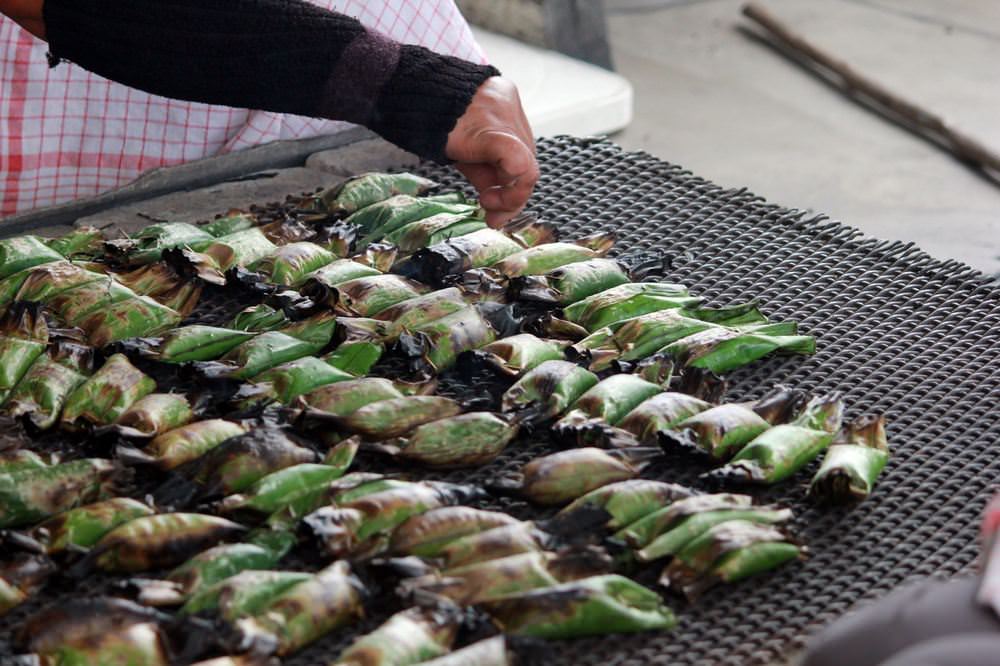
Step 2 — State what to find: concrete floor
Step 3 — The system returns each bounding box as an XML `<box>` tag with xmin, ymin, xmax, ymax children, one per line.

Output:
<box><xmin>603</xmin><ymin>0</ymin><xmax>1000</xmax><ymax>276</ymax></box>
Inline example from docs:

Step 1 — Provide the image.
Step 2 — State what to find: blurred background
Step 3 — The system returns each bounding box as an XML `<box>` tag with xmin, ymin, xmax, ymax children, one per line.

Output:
<box><xmin>461</xmin><ymin>0</ymin><xmax>1000</xmax><ymax>276</ymax></box>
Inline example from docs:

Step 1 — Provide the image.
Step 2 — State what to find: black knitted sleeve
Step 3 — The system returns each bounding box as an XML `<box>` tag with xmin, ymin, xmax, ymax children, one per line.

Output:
<box><xmin>41</xmin><ymin>0</ymin><xmax>499</xmax><ymax>161</ymax></box>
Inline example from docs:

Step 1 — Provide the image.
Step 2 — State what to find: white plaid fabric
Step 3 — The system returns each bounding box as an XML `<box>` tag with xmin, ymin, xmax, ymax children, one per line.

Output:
<box><xmin>0</xmin><ymin>0</ymin><xmax>484</xmax><ymax>216</ymax></box>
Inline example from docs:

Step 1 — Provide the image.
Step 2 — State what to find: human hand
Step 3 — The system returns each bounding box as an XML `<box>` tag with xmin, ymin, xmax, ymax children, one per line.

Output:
<box><xmin>445</xmin><ymin>76</ymin><xmax>539</xmax><ymax>228</ymax></box>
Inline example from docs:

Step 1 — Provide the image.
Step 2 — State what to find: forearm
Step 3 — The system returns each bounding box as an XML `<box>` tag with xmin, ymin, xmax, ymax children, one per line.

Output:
<box><xmin>41</xmin><ymin>0</ymin><xmax>498</xmax><ymax>161</ymax></box>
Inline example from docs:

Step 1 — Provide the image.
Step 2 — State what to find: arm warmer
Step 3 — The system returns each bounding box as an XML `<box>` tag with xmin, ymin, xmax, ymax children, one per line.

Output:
<box><xmin>41</xmin><ymin>0</ymin><xmax>500</xmax><ymax>161</ymax></box>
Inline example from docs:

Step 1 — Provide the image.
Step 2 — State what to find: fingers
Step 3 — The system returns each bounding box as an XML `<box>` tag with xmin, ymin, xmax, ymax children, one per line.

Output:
<box><xmin>456</xmin><ymin>132</ymin><xmax>539</xmax><ymax>227</ymax></box>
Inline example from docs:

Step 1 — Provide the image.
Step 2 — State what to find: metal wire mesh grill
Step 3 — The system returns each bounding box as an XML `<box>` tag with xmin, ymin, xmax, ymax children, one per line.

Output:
<box><xmin>2</xmin><ymin>136</ymin><xmax>998</xmax><ymax>665</ymax></box>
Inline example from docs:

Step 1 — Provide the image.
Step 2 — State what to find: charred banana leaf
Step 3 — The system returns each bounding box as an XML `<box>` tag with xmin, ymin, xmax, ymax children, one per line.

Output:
<box><xmin>557</xmin><ymin>479</ymin><xmax>698</xmax><ymax>531</ymax></box>
<box><xmin>320</xmin><ymin>173</ymin><xmax>439</xmax><ymax>216</ymax></box>
<box><xmin>662</xmin><ymin>404</ymin><xmax>772</xmax><ymax>462</ymax></box>
<box><xmin>486</xmin><ymin>234</ymin><xmax>614</xmax><ymax>278</ymax></box>
<box><xmin>230</xmin><ymin>304</ymin><xmax>290</xmax><ymax>332</ymax></box>
<box><xmin>482</xmin><ymin>574</ymin><xmax>676</xmax><ymax>638</ymax></box>
<box><xmin>370</xmin><ymin>412</ymin><xmax>518</xmax><ymax>469</ymax></box>
<box><xmin>0</xmin><ymin>235</ymin><xmax>76</xmax><ymax>280</ymax></box>
<box><xmin>123</xmin><ymin>419</ymin><xmax>248</xmax><ymax>470</ymax></box>
<box><xmin>295</xmin><ymin>257</ymin><xmax>382</xmax><ymax>291</ymax></box>
<box><xmin>558</xmin><ymin>374</ymin><xmax>663</xmax><ymax>427</ymax></box>
<box><xmin>0</xmin><ymin>458</ymin><xmax>121</xmax><ymax>528</ymax></box>
<box><xmin>384</xmin><ymin>211</ymin><xmax>487</xmax><ymax>253</ymax></box>
<box><xmin>405</xmin><ymin>547</ymin><xmax>612</xmax><ymax>604</ymax></box>
<box><xmin>81</xmin><ymin>294</ymin><xmax>183</xmax><ymax>347</ymax></box>
<box><xmin>410</xmin><ymin>635</ymin><xmax>514</xmax><ymax>666</ymax></box>
<box><xmin>514</xmin><ymin>258</ymin><xmax>630</xmax><ymax>306</ymax></box>
<box><xmin>659</xmin><ymin>520</ymin><xmax>803</xmax><ymax>599</ymax></box>
<box><xmin>10</xmin><ymin>261</ymin><xmax>108</xmax><ymax>305</ymax></box>
<box><xmin>0</xmin><ymin>302</ymin><xmax>49</xmax><ymax>399</ymax></box>
<box><xmin>251</xmin><ymin>242</ymin><xmax>336</xmax><ymax>286</ymax></box>
<box><xmin>157</xmin><ymin>325</ymin><xmax>258</xmax><ymax>363</ymax></box>
<box><xmin>45</xmin><ymin>227</ymin><xmax>104</xmax><ymax>259</ymax></box>
<box><xmin>114</xmin><ymin>393</ymin><xmax>193</xmax><ymax>439</ymax></box>
<box><xmin>323</xmin><ymin>341</ymin><xmax>382</xmax><ymax>376</ymax></box>
<box><xmin>114</xmin><ymin>261</ymin><xmax>202</xmax><ymax>316</ymax></box>
<box><xmin>3</xmin><ymin>338</ymin><xmax>86</xmax><ymax>427</ymax></box>
<box><xmin>616</xmin><ymin>392</ymin><xmax>713</xmax><ymax>444</ymax></box>
<box><xmin>399</xmin><ymin>304</ymin><xmax>501</xmax><ymax>374</ymax></box>
<box><xmin>659</xmin><ymin>322</ymin><xmax>815</xmax><ymax>374</ymax></box>
<box><xmin>751</xmin><ymin>385</ymin><xmax>809</xmax><ymax>425</ymax></box>
<box><xmin>500</xmin><ymin>360</ymin><xmax>598</xmax><ymax>422</ymax></box>
<box><xmin>90</xmin><ymin>512</ymin><xmax>247</xmax><ymax>572</ymax></box>
<box><xmin>331</xmin><ymin>605</ymin><xmax>460</xmax><ymax>666</ymax></box>
<box><xmin>390</xmin><ymin>506</ymin><xmax>521</xmax><ymax>557</ymax></box>
<box><xmin>181</xmin><ymin>569</ymin><xmax>313</xmax><ymax>618</ymax></box>
<box><xmin>436</xmin><ymin>521</ymin><xmax>553</xmax><ymax>569</ymax></box>
<box><xmin>809</xmin><ymin>413</ymin><xmax>889</xmax><ymax>503</ymax></box>
<box><xmin>47</xmin><ymin>277</ymin><xmax>136</xmax><ymax>328</ymax></box>
<box><xmin>372</xmin><ymin>287</ymin><xmax>469</xmax><ymax>339</ymax></box>
<box><xmin>333</xmin><ymin>396</ymin><xmax>462</xmax><ymax>440</ymax></box>
<box><xmin>205</xmin><ymin>327</ymin><xmax>333</xmax><ymax>380</ymax></box>
<box><xmin>562</xmin><ymin>281</ymin><xmax>696</xmax><ymax>331</ymax></box>
<box><xmin>246</xmin><ymin>356</ymin><xmax>356</xmax><ymax>404</ymax></box>
<box><xmin>104</xmin><ymin>222</ymin><xmax>215</xmax><ymax>265</ymax></box>
<box><xmin>497</xmin><ymin>447</ymin><xmax>663</xmax><ymax>506</ymax></box>
<box><xmin>611</xmin><ymin>491</ymin><xmax>748</xmax><ymax>548</ymax></box>
<box><xmin>23</xmin><ymin>497</ymin><xmax>154</xmax><ymax>555</ymax></box>
<box><xmin>201</xmin><ymin>212</ymin><xmax>257</xmax><ymax>238</ymax></box>
<box><xmin>0</xmin><ymin>449</ymin><xmax>53</xmax><ymax>473</ymax></box>
<box><xmin>302</xmin><ymin>481</ymin><xmax>485</xmax><ymax>558</ymax></box>
<box><xmin>321</xmin><ymin>274</ymin><xmax>430</xmax><ymax>317</ymax></box>
<box><xmin>472</xmin><ymin>334</ymin><xmax>569</xmax><ymax>377</ymax></box>
<box><xmin>299</xmin><ymin>377</ymin><xmax>405</xmax><ymax>418</ymax></box>
<box><xmin>203</xmin><ymin>228</ymin><xmax>279</xmax><ymax>272</ymax></box>
<box><xmin>234</xmin><ymin>560</ymin><xmax>365</xmax><ymax>656</ymax></box>
<box><xmin>708</xmin><ymin>393</ymin><xmax>843</xmax><ymax>485</ymax></box>
<box><xmin>344</xmin><ymin>194</ymin><xmax>478</xmax><ymax>240</ymax></box>
<box><xmin>60</xmin><ymin>353</ymin><xmax>156</xmax><ymax>428</ymax></box>
<box><xmin>405</xmin><ymin>229</ymin><xmax>526</xmax><ymax>285</ymax></box>
<box><xmin>0</xmin><ymin>554</ymin><xmax>55</xmax><ymax>617</ymax></box>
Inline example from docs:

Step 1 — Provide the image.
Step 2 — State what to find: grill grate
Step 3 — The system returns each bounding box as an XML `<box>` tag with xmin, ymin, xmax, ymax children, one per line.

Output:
<box><xmin>2</xmin><ymin>136</ymin><xmax>998</xmax><ymax>665</ymax></box>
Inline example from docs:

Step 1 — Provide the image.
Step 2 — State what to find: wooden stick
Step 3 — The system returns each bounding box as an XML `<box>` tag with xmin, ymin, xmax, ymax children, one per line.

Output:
<box><xmin>741</xmin><ymin>1</ymin><xmax>1000</xmax><ymax>178</ymax></box>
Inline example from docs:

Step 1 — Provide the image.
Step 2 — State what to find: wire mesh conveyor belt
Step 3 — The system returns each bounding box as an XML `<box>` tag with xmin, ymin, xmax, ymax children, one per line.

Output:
<box><xmin>2</xmin><ymin>135</ymin><xmax>999</xmax><ymax>665</ymax></box>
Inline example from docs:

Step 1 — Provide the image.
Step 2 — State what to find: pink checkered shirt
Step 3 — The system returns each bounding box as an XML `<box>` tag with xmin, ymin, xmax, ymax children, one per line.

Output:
<box><xmin>0</xmin><ymin>0</ymin><xmax>485</xmax><ymax>217</ymax></box>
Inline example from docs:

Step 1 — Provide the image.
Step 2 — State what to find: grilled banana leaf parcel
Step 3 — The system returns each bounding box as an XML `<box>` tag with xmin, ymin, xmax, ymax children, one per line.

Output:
<box><xmin>201</xmin><ymin>212</ymin><xmax>257</xmax><ymax>238</ymax></box>
<box><xmin>558</xmin><ymin>480</ymin><xmax>698</xmax><ymax>531</ymax></box>
<box><xmin>319</xmin><ymin>172</ymin><xmax>439</xmax><ymax>216</ymax></box>
<box><xmin>809</xmin><ymin>413</ymin><xmax>889</xmax><ymax>503</ymax></box>
<box><xmin>123</xmin><ymin>419</ymin><xmax>249</xmax><ymax>470</ymax></box>
<box><xmin>45</xmin><ymin>226</ymin><xmax>104</xmax><ymax>259</ymax></box>
<box><xmin>659</xmin><ymin>520</ymin><xmax>804</xmax><ymax>599</ymax></box>
<box><xmin>497</xmin><ymin>447</ymin><xmax>663</xmax><ymax>506</ymax></box>
<box><xmin>406</xmin><ymin>229</ymin><xmax>526</xmax><ymax>284</ymax></box>
<box><xmin>488</xmin><ymin>233</ymin><xmax>616</xmax><ymax>278</ymax></box>
<box><xmin>709</xmin><ymin>393</ymin><xmax>844</xmax><ymax>485</ymax></box>
<box><xmin>481</xmin><ymin>574</ymin><xmax>677</xmax><ymax>638</ymax></box>
<box><xmin>0</xmin><ymin>554</ymin><xmax>55</xmax><ymax>617</ymax></box>
<box><xmin>661</xmin><ymin>404</ymin><xmax>772</xmax><ymax>462</ymax></box>
<box><xmin>104</xmin><ymin>222</ymin><xmax>215</xmax><ymax>265</ymax></box>
<box><xmin>342</xmin><ymin>193</ymin><xmax>477</xmax><ymax>237</ymax></box>
<box><xmin>295</xmin><ymin>258</ymin><xmax>382</xmax><ymax>291</ymax></box>
<box><xmin>556</xmin><ymin>374</ymin><xmax>664</xmax><ymax>427</ymax></box>
<box><xmin>114</xmin><ymin>262</ymin><xmax>202</xmax><ymax>318</ymax></box>
<box><xmin>81</xmin><ymin>294</ymin><xmax>183</xmax><ymax>347</ymax></box>
<box><xmin>332</xmin><ymin>396</ymin><xmax>462</xmax><ymax>440</ymax></box>
<box><xmin>202</xmin><ymin>228</ymin><xmax>279</xmax><ymax>272</ymax></box>
<box><xmin>205</xmin><ymin>323</ymin><xmax>335</xmax><ymax>380</ymax></box>
<box><xmin>384</xmin><ymin>212</ymin><xmax>487</xmax><ymax>253</ymax></box>
<box><xmin>331</xmin><ymin>605</ymin><xmax>460</xmax><ymax>666</ymax></box>
<box><xmin>180</xmin><ymin>569</ymin><xmax>313</xmax><ymax>619</ymax></box>
<box><xmin>230</xmin><ymin>304</ymin><xmax>290</xmax><ymax>332</ymax></box>
<box><xmin>299</xmin><ymin>378</ymin><xmax>405</xmax><ymax>418</ymax></box>
<box><xmin>435</xmin><ymin>521</ymin><xmax>553</xmax><ymax>569</ymax></box>
<box><xmin>515</xmin><ymin>258</ymin><xmax>631</xmax><ymax>306</ymax></box>
<box><xmin>60</xmin><ymin>353</ymin><xmax>156</xmax><ymax>428</ymax></box>
<box><xmin>616</xmin><ymin>392</ymin><xmax>713</xmax><ymax>444</ymax></box>
<box><xmin>251</xmin><ymin>242</ymin><xmax>336</xmax><ymax>286</ymax></box>
<box><xmin>658</xmin><ymin>322</ymin><xmax>815</xmax><ymax>374</ymax></box>
<box><xmin>234</xmin><ymin>560</ymin><xmax>365</xmax><ymax>656</ymax></box>
<box><xmin>368</xmin><ymin>412</ymin><xmax>518</xmax><ymax>468</ymax></box>
<box><xmin>562</xmin><ymin>282</ymin><xmax>695</xmax><ymax>332</ymax></box>
<box><xmin>399</xmin><ymin>305</ymin><xmax>501</xmax><ymax>374</ymax></box>
<box><xmin>372</xmin><ymin>287</ymin><xmax>469</xmax><ymax>339</ymax></box>
<box><xmin>113</xmin><ymin>393</ymin><xmax>194</xmax><ymax>439</ymax></box>
<box><xmin>10</xmin><ymin>261</ymin><xmax>108</xmax><ymax>305</ymax></box>
<box><xmin>23</xmin><ymin>497</ymin><xmax>154</xmax><ymax>555</ymax></box>
<box><xmin>3</xmin><ymin>331</ymin><xmax>93</xmax><ymax>430</ymax></box>
<box><xmin>0</xmin><ymin>302</ymin><xmax>49</xmax><ymax>400</ymax></box>
<box><xmin>411</xmin><ymin>635</ymin><xmax>512</xmax><ymax>666</ymax></box>
<box><xmin>0</xmin><ymin>458</ymin><xmax>121</xmax><ymax>528</ymax></box>
<box><xmin>157</xmin><ymin>325</ymin><xmax>258</xmax><ymax>364</ymax></box>
<box><xmin>47</xmin><ymin>277</ymin><xmax>136</xmax><ymax>327</ymax></box>
<box><xmin>323</xmin><ymin>274</ymin><xmax>430</xmax><ymax>317</ymax></box>
<box><xmin>473</xmin><ymin>334</ymin><xmax>570</xmax><ymax>377</ymax></box>
<box><xmin>389</xmin><ymin>506</ymin><xmax>520</xmax><ymax>558</ymax></box>
<box><xmin>0</xmin><ymin>235</ymin><xmax>69</xmax><ymax>280</ymax></box>
<box><xmin>244</xmin><ymin>356</ymin><xmax>356</xmax><ymax>404</ymax></box>
<box><xmin>501</xmin><ymin>360</ymin><xmax>599</xmax><ymax>422</ymax></box>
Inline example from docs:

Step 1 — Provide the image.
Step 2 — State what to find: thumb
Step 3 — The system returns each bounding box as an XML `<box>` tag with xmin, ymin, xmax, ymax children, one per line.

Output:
<box><xmin>451</xmin><ymin>130</ymin><xmax>537</xmax><ymax>186</ymax></box>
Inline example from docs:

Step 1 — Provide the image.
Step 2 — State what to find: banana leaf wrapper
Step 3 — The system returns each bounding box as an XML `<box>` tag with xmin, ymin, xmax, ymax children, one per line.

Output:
<box><xmin>204</xmin><ymin>330</ymin><xmax>331</xmax><ymax>381</ymax></box>
<box><xmin>230</xmin><ymin>304</ymin><xmax>290</xmax><ymax>332</ymax></box>
<box><xmin>436</xmin><ymin>521</ymin><xmax>553</xmax><ymax>569</ymax></box>
<box><xmin>0</xmin><ymin>449</ymin><xmax>54</xmax><ymax>474</ymax></box>
<box><xmin>180</xmin><ymin>569</ymin><xmax>312</xmax><ymax>619</ymax></box>
<box><xmin>561</xmin><ymin>281</ymin><xmax>699</xmax><ymax>331</ymax></box>
<box><xmin>659</xmin><ymin>520</ymin><xmax>803</xmax><ymax>599</ymax></box>
<box><xmin>372</xmin><ymin>287</ymin><xmax>469</xmax><ymax>337</ymax></box>
<box><xmin>709</xmin><ymin>425</ymin><xmax>835</xmax><ymax>485</ymax></box>
<box><xmin>302</xmin><ymin>481</ymin><xmax>485</xmax><ymax>558</ymax></box>
<box><xmin>245</xmin><ymin>356</ymin><xmax>356</xmax><ymax>404</ymax></box>
<box><xmin>499</xmin><ymin>214</ymin><xmax>559</xmax><ymax>248</ymax></box>
<box><xmin>60</xmin><ymin>353</ymin><xmax>155</xmax><ymax>428</ymax></box>
<box><xmin>405</xmin><ymin>547</ymin><xmax>612</xmax><ymax>605</ymax></box>
<box><xmin>190</xmin><ymin>657</ymin><xmax>279</xmax><ymax>666</ymax></box>
<box><xmin>472</xmin><ymin>334</ymin><xmax>569</xmax><ymax>377</ymax></box>
<box><xmin>134</xmin><ymin>541</ymin><xmax>290</xmax><ymax>607</ymax></box>
<box><xmin>294</xmin><ymin>257</ymin><xmax>381</xmax><ymax>290</ymax></box>
<box><xmin>121</xmin><ymin>419</ymin><xmax>249</xmax><ymax>471</ymax></box>
<box><xmin>262</xmin><ymin>474</ymin><xmax>407</xmax><ymax>531</ymax></box>
<box><xmin>90</xmin><ymin>512</ymin><xmax>247</xmax><ymax>572</ymax></box>
<box><xmin>636</xmin><ymin>503</ymin><xmax>793</xmax><ymax>562</ymax></box>
<box><xmin>404</xmin><ymin>229</ymin><xmax>526</xmax><ymax>285</ymax></box>
<box><xmin>0</xmin><ymin>458</ymin><xmax>122</xmax><ymax>528</ymax></box>
<box><xmin>481</xmin><ymin>574</ymin><xmax>677</xmax><ymax>638</ymax></box>
<box><xmin>392</xmin><ymin>635</ymin><xmax>518</xmax><ymax>666</ymax></box>
<box><xmin>113</xmin><ymin>261</ymin><xmax>202</xmax><ymax>316</ymax></box>
<box><xmin>157</xmin><ymin>325</ymin><xmax>258</xmax><ymax>363</ymax></box>
<box><xmin>332</xmin><ymin>396</ymin><xmax>462</xmax><ymax>440</ymax></box>
<box><xmin>382</xmin><ymin>211</ymin><xmax>486</xmax><ymax>253</ymax></box>
<box><xmin>3</xmin><ymin>331</ymin><xmax>92</xmax><ymax>430</ymax></box>
<box><xmin>201</xmin><ymin>212</ymin><xmax>257</xmax><ymax>237</ymax></box>
<box><xmin>81</xmin><ymin>294</ymin><xmax>183</xmax><ymax>348</ymax></box>
<box><xmin>497</xmin><ymin>447</ymin><xmax>663</xmax><ymax>506</ymax></box>
<box><xmin>557</xmin><ymin>479</ymin><xmax>697</xmax><ymax>531</ymax></box>
<box><xmin>660</xmin><ymin>323</ymin><xmax>815</xmax><ymax>374</ymax></box>
<box><xmin>369</xmin><ymin>412</ymin><xmax>518</xmax><ymax>469</ymax></box>
<box><xmin>483</xmin><ymin>237</ymin><xmax>611</xmax><ymax>278</ymax></box>
<box><xmin>616</xmin><ymin>392</ymin><xmax>713</xmax><ymax>444</ymax></box>
<box><xmin>399</xmin><ymin>304</ymin><xmax>500</xmax><ymax>374</ymax></box>
<box><xmin>751</xmin><ymin>385</ymin><xmax>809</xmax><ymax>425</ymax></box>
<box><xmin>0</xmin><ymin>554</ymin><xmax>55</xmax><ymax>617</ymax></box>
<box><xmin>257</xmin><ymin>218</ymin><xmax>317</xmax><ymax>246</ymax></box>
<box><xmin>104</xmin><ymin>222</ymin><xmax>215</xmax><ymax>265</ymax></box>
<box><xmin>217</xmin><ymin>440</ymin><xmax>359</xmax><ymax>520</ymax></box>
<box><xmin>233</xmin><ymin>562</ymin><xmax>365</xmax><ymax>657</ymax></box>
<box><xmin>500</xmin><ymin>360</ymin><xmax>598</xmax><ymax>422</ymax></box>
<box><xmin>0</xmin><ymin>302</ymin><xmax>49</xmax><ymax>396</ymax></box>
<box><xmin>45</xmin><ymin>227</ymin><xmax>104</xmax><ymax>259</ymax></box>
<box><xmin>559</xmin><ymin>374</ymin><xmax>664</xmax><ymax>426</ymax></box>
<box><xmin>662</xmin><ymin>404</ymin><xmax>772</xmax><ymax>462</ymax></box>
<box><xmin>10</xmin><ymin>261</ymin><xmax>108</xmax><ymax>305</ymax></box>
<box><xmin>23</xmin><ymin>497</ymin><xmax>154</xmax><ymax>555</ymax></box>
<box><xmin>0</xmin><ymin>235</ymin><xmax>70</xmax><ymax>280</ymax></box>
<box><xmin>320</xmin><ymin>274</ymin><xmax>430</xmax><ymax>317</ymax></box>
<box><xmin>46</xmin><ymin>278</ymin><xmax>138</xmax><ymax>329</ymax></box>
<box><xmin>111</xmin><ymin>393</ymin><xmax>194</xmax><ymax>440</ymax></box>
<box><xmin>513</xmin><ymin>258</ymin><xmax>630</xmax><ymax>306</ymax></box>
<box><xmin>204</xmin><ymin>228</ymin><xmax>279</xmax><ymax>272</ymax></box>
<box><xmin>184</xmin><ymin>427</ymin><xmax>320</xmax><ymax>500</ymax></box>
<box><xmin>299</xmin><ymin>378</ymin><xmax>405</xmax><ymax>417</ymax></box>
<box><xmin>611</xmin><ymin>492</ymin><xmax>750</xmax><ymax>550</ymax></box>
<box><xmin>339</xmin><ymin>193</ymin><xmax>474</xmax><ymax>238</ymax></box>
<box><xmin>318</xmin><ymin>173</ymin><xmax>439</xmax><ymax>216</ymax></box>
<box><xmin>792</xmin><ymin>391</ymin><xmax>845</xmax><ymax>434</ymax></box>
<box><xmin>251</xmin><ymin>242</ymin><xmax>336</xmax><ymax>287</ymax></box>
<box><xmin>331</xmin><ymin>605</ymin><xmax>460</xmax><ymax>666</ymax></box>
<box><xmin>809</xmin><ymin>413</ymin><xmax>889</xmax><ymax>503</ymax></box>
<box><xmin>389</xmin><ymin>506</ymin><xmax>521</xmax><ymax>558</ymax></box>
